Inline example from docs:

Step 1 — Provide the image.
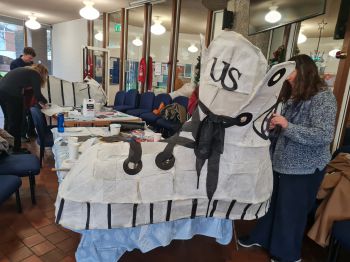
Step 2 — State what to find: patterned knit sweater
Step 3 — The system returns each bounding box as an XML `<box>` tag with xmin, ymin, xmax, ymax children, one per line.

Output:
<box><xmin>271</xmin><ymin>89</ymin><xmax>337</xmax><ymax>175</ymax></box>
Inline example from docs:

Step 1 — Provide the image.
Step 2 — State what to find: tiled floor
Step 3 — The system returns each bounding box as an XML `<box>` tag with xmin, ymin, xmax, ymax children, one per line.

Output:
<box><xmin>0</xmin><ymin>141</ymin><xmax>349</xmax><ymax>262</ymax></box>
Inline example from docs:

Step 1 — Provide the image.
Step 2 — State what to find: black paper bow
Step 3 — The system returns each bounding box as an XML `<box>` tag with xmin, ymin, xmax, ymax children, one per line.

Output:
<box><xmin>194</xmin><ymin>101</ymin><xmax>252</xmax><ymax>204</ymax></box>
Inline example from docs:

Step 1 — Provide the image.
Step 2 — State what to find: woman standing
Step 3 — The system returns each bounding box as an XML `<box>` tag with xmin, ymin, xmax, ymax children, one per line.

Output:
<box><xmin>0</xmin><ymin>64</ymin><xmax>49</xmax><ymax>152</ymax></box>
<box><xmin>238</xmin><ymin>54</ymin><xmax>337</xmax><ymax>262</ymax></box>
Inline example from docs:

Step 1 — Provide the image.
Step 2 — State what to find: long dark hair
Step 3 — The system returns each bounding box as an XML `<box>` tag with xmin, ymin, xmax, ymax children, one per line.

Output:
<box><xmin>279</xmin><ymin>54</ymin><xmax>326</xmax><ymax>103</ymax></box>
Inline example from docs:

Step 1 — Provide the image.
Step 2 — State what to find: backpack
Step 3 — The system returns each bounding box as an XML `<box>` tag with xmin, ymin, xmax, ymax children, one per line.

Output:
<box><xmin>160</xmin><ymin>103</ymin><xmax>187</xmax><ymax>124</ymax></box>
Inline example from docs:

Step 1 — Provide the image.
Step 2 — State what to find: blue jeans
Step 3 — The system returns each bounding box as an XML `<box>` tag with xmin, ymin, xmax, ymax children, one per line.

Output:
<box><xmin>249</xmin><ymin>169</ymin><xmax>325</xmax><ymax>261</ymax></box>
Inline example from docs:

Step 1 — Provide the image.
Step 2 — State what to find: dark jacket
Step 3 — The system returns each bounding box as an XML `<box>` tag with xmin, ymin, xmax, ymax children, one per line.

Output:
<box><xmin>0</xmin><ymin>67</ymin><xmax>47</xmax><ymax>104</ymax></box>
<box><xmin>10</xmin><ymin>56</ymin><xmax>33</xmax><ymax>70</ymax></box>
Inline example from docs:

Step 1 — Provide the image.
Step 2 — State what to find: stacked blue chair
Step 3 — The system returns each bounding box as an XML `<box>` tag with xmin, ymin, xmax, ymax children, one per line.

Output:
<box><xmin>126</xmin><ymin>92</ymin><xmax>155</xmax><ymax>117</ymax></box>
<box><xmin>114</xmin><ymin>90</ymin><xmax>126</xmax><ymax>108</ymax></box>
<box><xmin>0</xmin><ymin>154</ymin><xmax>41</xmax><ymax>204</ymax></box>
<box><xmin>114</xmin><ymin>89</ymin><xmax>139</xmax><ymax>112</ymax></box>
<box><xmin>156</xmin><ymin>96</ymin><xmax>189</xmax><ymax>137</ymax></box>
<box><xmin>30</xmin><ymin>106</ymin><xmax>54</xmax><ymax>166</ymax></box>
<box><xmin>0</xmin><ymin>175</ymin><xmax>22</xmax><ymax>212</ymax></box>
<box><xmin>328</xmin><ymin>220</ymin><xmax>350</xmax><ymax>262</ymax></box>
<box><xmin>140</xmin><ymin>93</ymin><xmax>172</xmax><ymax>125</ymax></box>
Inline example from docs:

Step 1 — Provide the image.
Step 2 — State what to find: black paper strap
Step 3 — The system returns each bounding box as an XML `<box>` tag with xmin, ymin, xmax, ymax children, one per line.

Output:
<box><xmin>47</xmin><ymin>76</ymin><xmax>52</xmax><ymax>103</ymax></box>
<box><xmin>87</xmin><ymin>84</ymin><xmax>91</xmax><ymax>99</ymax></box>
<box><xmin>226</xmin><ymin>200</ymin><xmax>236</xmax><ymax>219</ymax></box>
<box><xmin>55</xmin><ymin>198</ymin><xmax>65</xmax><ymax>224</ymax></box>
<box><xmin>255</xmin><ymin>203</ymin><xmax>263</xmax><ymax>219</ymax></box>
<box><xmin>123</xmin><ymin>140</ymin><xmax>143</xmax><ymax>175</ymax></box>
<box><xmin>191</xmin><ymin>199</ymin><xmax>198</xmax><ymax>219</ymax></box>
<box><xmin>132</xmin><ymin>204</ymin><xmax>138</xmax><ymax>227</ymax></box>
<box><xmin>241</xmin><ymin>204</ymin><xmax>252</xmax><ymax>220</ymax></box>
<box><xmin>85</xmin><ymin>202</ymin><xmax>90</xmax><ymax>230</ymax></box>
<box><xmin>60</xmin><ymin>80</ymin><xmax>65</xmax><ymax>106</ymax></box>
<box><xmin>166</xmin><ymin>200</ymin><xmax>172</xmax><ymax>221</ymax></box>
<box><xmin>210</xmin><ymin>200</ymin><xmax>218</xmax><ymax>217</ymax></box>
<box><xmin>72</xmin><ymin>83</ymin><xmax>76</xmax><ymax>107</ymax></box>
<box><xmin>107</xmin><ymin>204</ymin><xmax>111</xmax><ymax>229</ymax></box>
<box><xmin>150</xmin><ymin>203</ymin><xmax>154</xmax><ymax>224</ymax></box>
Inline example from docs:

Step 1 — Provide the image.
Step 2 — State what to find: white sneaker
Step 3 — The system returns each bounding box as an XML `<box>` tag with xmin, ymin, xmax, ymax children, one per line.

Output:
<box><xmin>271</xmin><ymin>259</ymin><xmax>301</xmax><ymax>262</ymax></box>
<box><xmin>237</xmin><ymin>237</ymin><xmax>261</xmax><ymax>248</ymax></box>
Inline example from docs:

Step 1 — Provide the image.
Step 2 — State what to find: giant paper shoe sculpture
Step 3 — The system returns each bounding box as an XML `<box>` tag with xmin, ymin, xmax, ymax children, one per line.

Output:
<box><xmin>55</xmin><ymin>31</ymin><xmax>295</xmax><ymax>230</ymax></box>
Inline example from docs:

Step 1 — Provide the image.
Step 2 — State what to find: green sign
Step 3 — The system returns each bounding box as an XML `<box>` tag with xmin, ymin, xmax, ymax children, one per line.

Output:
<box><xmin>115</xmin><ymin>23</ymin><xmax>121</xmax><ymax>32</ymax></box>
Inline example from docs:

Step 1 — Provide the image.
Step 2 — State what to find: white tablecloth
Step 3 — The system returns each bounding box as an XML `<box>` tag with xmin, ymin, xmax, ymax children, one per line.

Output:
<box><xmin>52</xmin><ymin>127</ymin><xmax>233</xmax><ymax>261</ymax></box>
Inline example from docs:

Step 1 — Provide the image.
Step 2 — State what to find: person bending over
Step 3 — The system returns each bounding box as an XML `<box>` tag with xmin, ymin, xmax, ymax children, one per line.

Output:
<box><xmin>0</xmin><ymin>64</ymin><xmax>49</xmax><ymax>153</ymax></box>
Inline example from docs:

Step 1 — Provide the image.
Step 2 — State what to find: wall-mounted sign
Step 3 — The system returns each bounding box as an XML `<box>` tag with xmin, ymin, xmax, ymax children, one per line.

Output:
<box><xmin>115</xmin><ymin>23</ymin><xmax>122</xmax><ymax>32</ymax></box>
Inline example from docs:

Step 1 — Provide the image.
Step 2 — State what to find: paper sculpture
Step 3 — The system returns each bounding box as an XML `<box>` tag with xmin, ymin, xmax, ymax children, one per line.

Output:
<box><xmin>55</xmin><ymin>31</ymin><xmax>295</xmax><ymax>230</ymax></box>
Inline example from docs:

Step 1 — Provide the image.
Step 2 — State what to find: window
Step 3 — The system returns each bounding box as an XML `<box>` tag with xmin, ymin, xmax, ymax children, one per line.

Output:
<box><xmin>176</xmin><ymin>0</ymin><xmax>207</xmax><ymax>90</ymax></box>
<box><xmin>109</xmin><ymin>11</ymin><xmax>122</xmax><ymax>86</ymax></box>
<box><xmin>149</xmin><ymin>1</ymin><xmax>172</xmax><ymax>94</ymax></box>
<box><xmin>27</xmin><ymin>26</ymin><xmax>53</xmax><ymax>74</ymax></box>
<box><xmin>93</xmin><ymin>16</ymin><xmax>104</xmax><ymax>48</ymax></box>
<box><xmin>0</xmin><ymin>17</ymin><xmax>25</xmax><ymax>76</ymax></box>
<box><xmin>212</xmin><ymin>11</ymin><xmax>224</xmax><ymax>40</ymax></box>
<box><xmin>125</xmin><ymin>7</ymin><xmax>144</xmax><ymax>91</ymax></box>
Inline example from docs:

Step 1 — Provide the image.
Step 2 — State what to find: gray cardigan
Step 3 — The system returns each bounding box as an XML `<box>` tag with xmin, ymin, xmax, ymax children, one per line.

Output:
<box><xmin>271</xmin><ymin>89</ymin><xmax>337</xmax><ymax>175</ymax></box>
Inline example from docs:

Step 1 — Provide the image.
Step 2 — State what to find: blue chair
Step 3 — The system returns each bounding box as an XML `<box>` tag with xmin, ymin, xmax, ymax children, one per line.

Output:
<box><xmin>328</xmin><ymin>220</ymin><xmax>350</xmax><ymax>262</ymax></box>
<box><xmin>114</xmin><ymin>89</ymin><xmax>139</xmax><ymax>112</ymax></box>
<box><xmin>114</xmin><ymin>91</ymin><xmax>126</xmax><ymax>108</ymax></box>
<box><xmin>156</xmin><ymin>96</ymin><xmax>189</xmax><ymax>137</ymax></box>
<box><xmin>140</xmin><ymin>93</ymin><xmax>172</xmax><ymax>124</ymax></box>
<box><xmin>30</xmin><ymin>106</ymin><xmax>54</xmax><ymax>166</ymax></box>
<box><xmin>126</xmin><ymin>92</ymin><xmax>155</xmax><ymax>117</ymax></box>
<box><xmin>0</xmin><ymin>175</ymin><xmax>22</xmax><ymax>213</ymax></box>
<box><xmin>0</xmin><ymin>154</ymin><xmax>40</xmax><ymax>204</ymax></box>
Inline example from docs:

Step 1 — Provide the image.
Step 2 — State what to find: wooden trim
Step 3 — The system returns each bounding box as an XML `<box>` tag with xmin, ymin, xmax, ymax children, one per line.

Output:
<box><xmin>103</xmin><ymin>13</ymin><xmax>108</xmax><ymax>48</ymax></box>
<box><xmin>101</xmin><ymin>13</ymin><xmax>107</xmax><ymax>92</ymax></box>
<box><xmin>24</xmin><ymin>22</ymin><xmax>28</xmax><ymax>46</ymax></box>
<box><xmin>166</xmin><ymin>0</ymin><xmax>177</xmax><ymax>93</ymax></box>
<box><xmin>167</xmin><ymin>0</ymin><xmax>178</xmax><ymax>93</ymax></box>
<box><xmin>106</xmin><ymin>13</ymin><xmax>110</xmax><ymax>48</ymax></box>
<box><xmin>205</xmin><ymin>10</ymin><xmax>213</xmax><ymax>48</ymax></box>
<box><xmin>145</xmin><ymin>4</ymin><xmax>152</xmax><ymax>92</ymax></box>
<box><xmin>333</xmin><ymin>13</ymin><xmax>350</xmax><ymax>146</ymax></box>
<box><xmin>120</xmin><ymin>8</ymin><xmax>126</xmax><ymax>91</ymax></box>
<box><xmin>87</xmin><ymin>20</ymin><xmax>94</xmax><ymax>46</ymax></box>
<box><xmin>141</xmin><ymin>4</ymin><xmax>149</xmax><ymax>93</ymax></box>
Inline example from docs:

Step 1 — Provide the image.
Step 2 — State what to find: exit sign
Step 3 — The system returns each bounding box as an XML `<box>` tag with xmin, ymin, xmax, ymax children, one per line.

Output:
<box><xmin>115</xmin><ymin>24</ymin><xmax>121</xmax><ymax>32</ymax></box>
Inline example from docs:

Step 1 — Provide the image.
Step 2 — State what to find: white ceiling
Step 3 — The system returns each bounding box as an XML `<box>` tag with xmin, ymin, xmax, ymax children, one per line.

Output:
<box><xmin>0</xmin><ymin>0</ymin><xmax>342</xmax><ymax>38</ymax></box>
<box><xmin>0</xmin><ymin>0</ymin><xmax>129</xmax><ymax>25</ymax></box>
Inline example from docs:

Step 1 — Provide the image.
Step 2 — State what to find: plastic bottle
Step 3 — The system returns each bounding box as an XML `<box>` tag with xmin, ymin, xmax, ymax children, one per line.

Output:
<box><xmin>57</xmin><ymin>113</ymin><xmax>65</xmax><ymax>133</ymax></box>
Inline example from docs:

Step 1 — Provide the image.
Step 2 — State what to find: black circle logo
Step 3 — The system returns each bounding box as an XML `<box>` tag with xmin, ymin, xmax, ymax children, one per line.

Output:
<box><xmin>268</xmin><ymin>68</ymin><xmax>286</xmax><ymax>87</ymax></box>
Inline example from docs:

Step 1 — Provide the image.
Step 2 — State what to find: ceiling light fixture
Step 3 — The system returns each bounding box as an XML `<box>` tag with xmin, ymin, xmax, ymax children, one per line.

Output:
<box><xmin>79</xmin><ymin>1</ymin><xmax>100</xmax><ymax>20</ymax></box>
<box><xmin>265</xmin><ymin>6</ymin><xmax>282</xmax><ymax>24</ymax></box>
<box><xmin>132</xmin><ymin>36</ymin><xmax>143</xmax><ymax>47</ymax></box>
<box><xmin>329</xmin><ymin>49</ymin><xmax>341</xmax><ymax>58</ymax></box>
<box><xmin>25</xmin><ymin>14</ymin><xmax>41</xmax><ymax>30</ymax></box>
<box><xmin>188</xmin><ymin>44</ymin><xmax>198</xmax><ymax>53</ymax></box>
<box><xmin>297</xmin><ymin>32</ymin><xmax>307</xmax><ymax>44</ymax></box>
<box><xmin>151</xmin><ymin>16</ymin><xmax>166</xmax><ymax>35</ymax></box>
<box><xmin>95</xmin><ymin>32</ymin><xmax>103</xmax><ymax>42</ymax></box>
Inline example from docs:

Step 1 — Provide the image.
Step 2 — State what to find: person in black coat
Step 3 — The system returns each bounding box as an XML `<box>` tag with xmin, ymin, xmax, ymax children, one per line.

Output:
<box><xmin>0</xmin><ymin>64</ymin><xmax>48</xmax><ymax>152</ymax></box>
<box><xmin>10</xmin><ymin>47</ymin><xmax>36</xmax><ymax>70</ymax></box>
